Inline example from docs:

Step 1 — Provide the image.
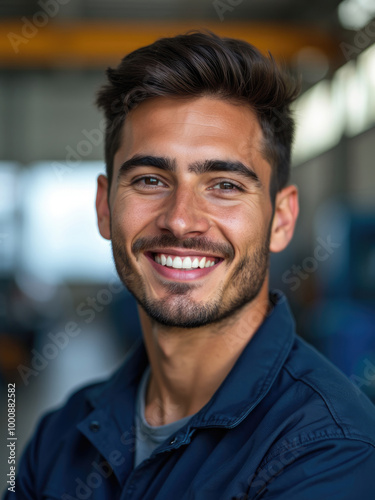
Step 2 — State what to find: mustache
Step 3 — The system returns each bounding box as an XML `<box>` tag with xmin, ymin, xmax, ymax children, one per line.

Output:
<box><xmin>132</xmin><ymin>234</ymin><xmax>234</xmax><ymax>261</ymax></box>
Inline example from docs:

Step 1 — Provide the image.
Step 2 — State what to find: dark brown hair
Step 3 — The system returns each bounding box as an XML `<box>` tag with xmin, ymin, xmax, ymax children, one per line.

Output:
<box><xmin>96</xmin><ymin>30</ymin><xmax>300</xmax><ymax>200</ymax></box>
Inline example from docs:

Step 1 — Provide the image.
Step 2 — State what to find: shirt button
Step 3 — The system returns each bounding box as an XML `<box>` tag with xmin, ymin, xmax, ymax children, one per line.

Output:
<box><xmin>89</xmin><ymin>420</ymin><xmax>100</xmax><ymax>432</ymax></box>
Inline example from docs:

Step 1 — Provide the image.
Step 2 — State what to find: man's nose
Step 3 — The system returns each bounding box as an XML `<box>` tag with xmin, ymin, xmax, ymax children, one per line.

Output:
<box><xmin>155</xmin><ymin>186</ymin><xmax>211</xmax><ymax>238</ymax></box>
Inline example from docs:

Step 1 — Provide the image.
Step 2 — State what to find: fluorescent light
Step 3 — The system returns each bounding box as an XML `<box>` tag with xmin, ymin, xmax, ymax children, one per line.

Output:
<box><xmin>338</xmin><ymin>0</ymin><xmax>375</xmax><ymax>30</ymax></box>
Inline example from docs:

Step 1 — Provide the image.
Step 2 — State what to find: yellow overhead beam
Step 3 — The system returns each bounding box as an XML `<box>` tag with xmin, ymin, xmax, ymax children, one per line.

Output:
<box><xmin>0</xmin><ymin>21</ymin><xmax>342</xmax><ymax>68</ymax></box>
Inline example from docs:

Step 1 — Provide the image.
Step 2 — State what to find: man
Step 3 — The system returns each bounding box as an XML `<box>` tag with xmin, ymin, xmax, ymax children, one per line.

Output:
<box><xmin>6</xmin><ymin>31</ymin><xmax>375</xmax><ymax>499</ymax></box>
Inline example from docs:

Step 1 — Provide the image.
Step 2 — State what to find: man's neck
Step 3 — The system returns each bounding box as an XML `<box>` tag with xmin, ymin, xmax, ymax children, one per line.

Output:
<box><xmin>138</xmin><ymin>287</ymin><xmax>271</xmax><ymax>426</ymax></box>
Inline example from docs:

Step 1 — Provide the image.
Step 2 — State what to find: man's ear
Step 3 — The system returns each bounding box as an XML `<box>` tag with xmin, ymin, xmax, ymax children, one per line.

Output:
<box><xmin>269</xmin><ymin>184</ymin><xmax>299</xmax><ymax>253</ymax></box>
<box><xmin>96</xmin><ymin>174</ymin><xmax>111</xmax><ymax>240</ymax></box>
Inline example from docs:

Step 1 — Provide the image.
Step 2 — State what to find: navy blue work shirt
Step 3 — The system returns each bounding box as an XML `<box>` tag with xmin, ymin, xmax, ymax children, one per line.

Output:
<box><xmin>4</xmin><ymin>291</ymin><xmax>375</xmax><ymax>499</ymax></box>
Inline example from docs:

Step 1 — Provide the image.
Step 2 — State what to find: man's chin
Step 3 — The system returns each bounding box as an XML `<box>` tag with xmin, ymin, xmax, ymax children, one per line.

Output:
<box><xmin>136</xmin><ymin>295</ymin><xmax>222</xmax><ymax>329</ymax></box>
<box><xmin>151</xmin><ymin>280</ymin><xmax>199</xmax><ymax>296</ymax></box>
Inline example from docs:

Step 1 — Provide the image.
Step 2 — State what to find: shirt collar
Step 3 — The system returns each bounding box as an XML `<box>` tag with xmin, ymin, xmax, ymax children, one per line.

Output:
<box><xmin>85</xmin><ymin>290</ymin><xmax>295</xmax><ymax>427</ymax></box>
<box><xmin>192</xmin><ymin>290</ymin><xmax>295</xmax><ymax>427</ymax></box>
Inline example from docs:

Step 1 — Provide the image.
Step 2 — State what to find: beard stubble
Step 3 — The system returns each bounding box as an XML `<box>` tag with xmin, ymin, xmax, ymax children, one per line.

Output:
<box><xmin>110</xmin><ymin>227</ymin><xmax>271</xmax><ymax>329</ymax></box>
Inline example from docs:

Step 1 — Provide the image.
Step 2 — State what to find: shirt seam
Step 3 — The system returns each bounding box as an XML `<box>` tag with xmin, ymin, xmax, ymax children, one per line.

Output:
<box><xmin>283</xmin><ymin>363</ymin><xmax>350</xmax><ymax>438</ymax></box>
<box><xmin>259</xmin><ymin>433</ymin><xmax>375</xmax><ymax>469</ymax></box>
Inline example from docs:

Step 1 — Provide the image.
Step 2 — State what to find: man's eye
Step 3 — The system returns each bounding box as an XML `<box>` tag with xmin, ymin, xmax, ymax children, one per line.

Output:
<box><xmin>212</xmin><ymin>181</ymin><xmax>240</xmax><ymax>191</ymax></box>
<box><xmin>134</xmin><ymin>176</ymin><xmax>165</xmax><ymax>187</ymax></box>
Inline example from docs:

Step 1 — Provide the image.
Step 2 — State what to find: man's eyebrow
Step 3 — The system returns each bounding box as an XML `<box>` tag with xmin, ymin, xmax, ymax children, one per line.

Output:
<box><xmin>188</xmin><ymin>159</ymin><xmax>261</xmax><ymax>186</ymax></box>
<box><xmin>117</xmin><ymin>155</ymin><xmax>176</xmax><ymax>181</ymax></box>
<box><xmin>117</xmin><ymin>155</ymin><xmax>261</xmax><ymax>187</ymax></box>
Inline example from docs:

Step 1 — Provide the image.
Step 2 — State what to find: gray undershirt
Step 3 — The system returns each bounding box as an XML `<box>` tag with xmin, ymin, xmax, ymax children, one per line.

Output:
<box><xmin>134</xmin><ymin>367</ymin><xmax>193</xmax><ymax>468</ymax></box>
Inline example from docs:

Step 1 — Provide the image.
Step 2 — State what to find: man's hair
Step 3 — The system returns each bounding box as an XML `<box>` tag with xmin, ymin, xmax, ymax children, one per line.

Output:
<box><xmin>96</xmin><ymin>30</ymin><xmax>300</xmax><ymax>200</ymax></box>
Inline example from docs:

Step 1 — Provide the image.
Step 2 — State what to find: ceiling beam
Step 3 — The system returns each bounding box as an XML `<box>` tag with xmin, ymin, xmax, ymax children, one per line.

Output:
<box><xmin>0</xmin><ymin>21</ymin><xmax>342</xmax><ymax>68</ymax></box>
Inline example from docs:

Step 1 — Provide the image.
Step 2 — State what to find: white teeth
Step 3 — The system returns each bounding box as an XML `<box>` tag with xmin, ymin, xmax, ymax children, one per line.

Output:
<box><xmin>154</xmin><ymin>253</ymin><xmax>216</xmax><ymax>270</ymax></box>
<box><xmin>192</xmin><ymin>258</ymin><xmax>199</xmax><ymax>268</ymax></box>
<box><xmin>182</xmin><ymin>257</ymin><xmax>192</xmax><ymax>269</ymax></box>
<box><xmin>173</xmin><ymin>256</ymin><xmax>183</xmax><ymax>269</ymax></box>
<box><xmin>199</xmin><ymin>257</ymin><xmax>206</xmax><ymax>269</ymax></box>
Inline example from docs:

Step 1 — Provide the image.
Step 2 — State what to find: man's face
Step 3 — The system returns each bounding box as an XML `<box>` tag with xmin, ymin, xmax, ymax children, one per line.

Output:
<box><xmin>102</xmin><ymin>96</ymin><xmax>276</xmax><ymax>328</ymax></box>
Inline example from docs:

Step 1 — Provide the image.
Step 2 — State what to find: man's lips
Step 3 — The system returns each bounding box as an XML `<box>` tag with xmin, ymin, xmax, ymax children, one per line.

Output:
<box><xmin>144</xmin><ymin>251</ymin><xmax>223</xmax><ymax>281</ymax></box>
<box><xmin>145</xmin><ymin>248</ymin><xmax>222</xmax><ymax>259</ymax></box>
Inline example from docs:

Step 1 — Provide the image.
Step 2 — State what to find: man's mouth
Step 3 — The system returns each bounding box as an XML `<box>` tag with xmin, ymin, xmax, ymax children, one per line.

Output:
<box><xmin>143</xmin><ymin>250</ymin><xmax>224</xmax><ymax>282</ymax></box>
<box><xmin>152</xmin><ymin>253</ymin><xmax>219</xmax><ymax>270</ymax></box>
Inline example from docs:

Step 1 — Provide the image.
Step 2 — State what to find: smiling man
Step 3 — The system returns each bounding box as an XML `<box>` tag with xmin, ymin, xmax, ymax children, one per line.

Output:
<box><xmin>7</xmin><ymin>31</ymin><xmax>375</xmax><ymax>500</ymax></box>
<box><xmin>102</xmin><ymin>96</ymin><xmax>279</xmax><ymax>332</ymax></box>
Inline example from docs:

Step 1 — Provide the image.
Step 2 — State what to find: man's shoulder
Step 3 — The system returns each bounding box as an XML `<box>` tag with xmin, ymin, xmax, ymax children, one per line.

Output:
<box><xmin>278</xmin><ymin>334</ymin><xmax>375</xmax><ymax>447</ymax></box>
<box><xmin>11</xmin><ymin>341</ymin><xmax>148</xmax><ymax>499</ymax></box>
<box><xmin>31</xmin><ymin>378</ymin><xmax>107</xmax><ymax>454</ymax></box>
<box><xmin>239</xmin><ymin>336</ymin><xmax>375</xmax><ymax>499</ymax></box>
<box><xmin>30</xmin><ymin>339</ymin><xmax>146</xmax><ymax>452</ymax></box>
<box><xmin>9</xmin><ymin>379</ymin><xmax>108</xmax><ymax>498</ymax></box>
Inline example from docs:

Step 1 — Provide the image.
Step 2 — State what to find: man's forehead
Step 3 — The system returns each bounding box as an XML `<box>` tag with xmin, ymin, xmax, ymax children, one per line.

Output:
<box><xmin>118</xmin><ymin>96</ymin><xmax>265</xmax><ymax>159</ymax></box>
<box><xmin>124</xmin><ymin>95</ymin><xmax>260</xmax><ymax>126</ymax></box>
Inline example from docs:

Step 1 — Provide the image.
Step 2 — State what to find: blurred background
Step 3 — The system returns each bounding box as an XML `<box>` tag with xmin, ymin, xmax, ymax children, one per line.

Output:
<box><xmin>0</xmin><ymin>0</ymin><xmax>375</xmax><ymax>482</ymax></box>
